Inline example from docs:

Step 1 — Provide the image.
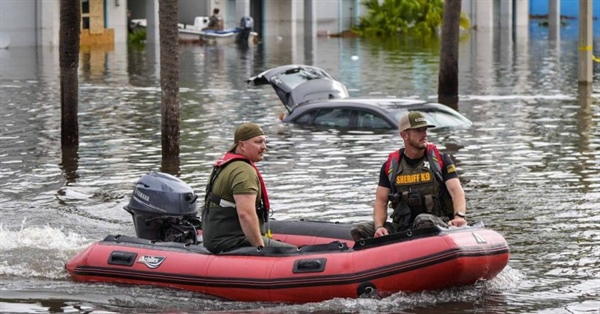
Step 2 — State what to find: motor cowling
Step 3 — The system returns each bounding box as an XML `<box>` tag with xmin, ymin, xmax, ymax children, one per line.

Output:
<box><xmin>124</xmin><ymin>172</ymin><xmax>200</xmax><ymax>243</ymax></box>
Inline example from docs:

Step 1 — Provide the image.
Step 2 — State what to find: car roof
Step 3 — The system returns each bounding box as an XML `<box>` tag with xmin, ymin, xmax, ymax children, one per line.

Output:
<box><xmin>285</xmin><ymin>99</ymin><xmax>472</xmax><ymax>130</ymax></box>
<box><xmin>248</xmin><ymin>64</ymin><xmax>472</xmax><ymax>130</ymax></box>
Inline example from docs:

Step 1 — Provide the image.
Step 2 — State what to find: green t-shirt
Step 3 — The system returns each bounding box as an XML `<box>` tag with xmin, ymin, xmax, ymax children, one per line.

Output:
<box><xmin>202</xmin><ymin>160</ymin><xmax>264</xmax><ymax>253</ymax></box>
<box><xmin>211</xmin><ymin>161</ymin><xmax>261</xmax><ymax>204</ymax></box>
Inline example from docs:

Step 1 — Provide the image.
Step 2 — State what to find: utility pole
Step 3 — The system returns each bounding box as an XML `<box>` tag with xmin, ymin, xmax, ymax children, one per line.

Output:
<box><xmin>578</xmin><ymin>0</ymin><xmax>592</xmax><ymax>83</ymax></box>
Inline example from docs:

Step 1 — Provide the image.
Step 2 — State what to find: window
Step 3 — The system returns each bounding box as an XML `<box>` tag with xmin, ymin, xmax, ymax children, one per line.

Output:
<box><xmin>312</xmin><ymin>108</ymin><xmax>352</xmax><ymax>128</ymax></box>
<box><xmin>294</xmin><ymin>110</ymin><xmax>315</xmax><ymax>125</ymax></box>
<box><xmin>274</xmin><ymin>67</ymin><xmax>331</xmax><ymax>90</ymax></box>
<box><xmin>80</xmin><ymin>0</ymin><xmax>103</xmax><ymax>32</ymax></box>
<box><xmin>420</xmin><ymin>111</ymin><xmax>471</xmax><ymax>128</ymax></box>
<box><xmin>356</xmin><ymin>111</ymin><xmax>390</xmax><ymax>129</ymax></box>
<box><xmin>82</xmin><ymin>0</ymin><xmax>90</xmax><ymax>29</ymax></box>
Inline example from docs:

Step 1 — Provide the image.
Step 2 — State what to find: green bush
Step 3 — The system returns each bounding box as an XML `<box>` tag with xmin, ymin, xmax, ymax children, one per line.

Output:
<box><xmin>128</xmin><ymin>28</ymin><xmax>146</xmax><ymax>48</ymax></box>
<box><xmin>355</xmin><ymin>0</ymin><xmax>470</xmax><ymax>38</ymax></box>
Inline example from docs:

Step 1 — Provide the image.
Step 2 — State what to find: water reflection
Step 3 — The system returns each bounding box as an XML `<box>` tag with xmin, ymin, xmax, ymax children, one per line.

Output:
<box><xmin>576</xmin><ymin>82</ymin><xmax>596</xmax><ymax>193</ymax></box>
<box><xmin>160</xmin><ymin>155</ymin><xmax>181</xmax><ymax>176</ymax></box>
<box><xmin>60</xmin><ymin>146</ymin><xmax>79</xmax><ymax>184</ymax></box>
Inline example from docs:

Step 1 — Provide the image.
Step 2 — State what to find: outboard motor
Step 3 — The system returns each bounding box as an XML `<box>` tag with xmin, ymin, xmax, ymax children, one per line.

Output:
<box><xmin>236</xmin><ymin>16</ymin><xmax>254</xmax><ymax>46</ymax></box>
<box><xmin>124</xmin><ymin>172</ymin><xmax>200</xmax><ymax>244</ymax></box>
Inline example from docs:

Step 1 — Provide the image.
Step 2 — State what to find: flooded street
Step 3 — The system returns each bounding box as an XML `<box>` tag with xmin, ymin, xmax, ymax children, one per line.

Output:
<box><xmin>1</xmin><ymin>24</ymin><xmax>599</xmax><ymax>313</ymax></box>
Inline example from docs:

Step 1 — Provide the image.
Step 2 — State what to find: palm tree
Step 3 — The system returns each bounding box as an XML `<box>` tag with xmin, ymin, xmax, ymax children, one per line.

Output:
<box><xmin>158</xmin><ymin>0</ymin><xmax>181</xmax><ymax>174</ymax></box>
<box><xmin>437</xmin><ymin>0</ymin><xmax>461</xmax><ymax>109</ymax></box>
<box><xmin>59</xmin><ymin>0</ymin><xmax>81</xmax><ymax>147</ymax></box>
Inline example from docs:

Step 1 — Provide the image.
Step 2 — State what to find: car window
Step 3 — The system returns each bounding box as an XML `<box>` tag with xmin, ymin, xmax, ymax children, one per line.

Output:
<box><xmin>312</xmin><ymin>108</ymin><xmax>352</xmax><ymax>127</ymax></box>
<box><xmin>294</xmin><ymin>110</ymin><xmax>315</xmax><ymax>125</ymax></box>
<box><xmin>356</xmin><ymin>111</ymin><xmax>391</xmax><ymax>129</ymax></box>
<box><xmin>393</xmin><ymin>110</ymin><xmax>471</xmax><ymax>129</ymax></box>
<box><xmin>422</xmin><ymin>111</ymin><xmax>471</xmax><ymax>128</ymax></box>
<box><xmin>273</xmin><ymin>67</ymin><xmax>331</xmax><ymax>90</ymax></box>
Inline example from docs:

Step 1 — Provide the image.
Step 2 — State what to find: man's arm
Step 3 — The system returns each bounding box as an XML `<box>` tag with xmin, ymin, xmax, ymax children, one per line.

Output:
<box><xmin>445</xmin><ymin>178</ymin><xmax>467</xmax><ymax>227</ymax></box>
<box><xmin>233</xmin><ymin>194</ymin><xmax>265</xmax><ymax>247</ymax></box>
<box><xmin>373</xmin><ymin>185</ymin><xmax>391</xmax><ymax>237</ymax></box>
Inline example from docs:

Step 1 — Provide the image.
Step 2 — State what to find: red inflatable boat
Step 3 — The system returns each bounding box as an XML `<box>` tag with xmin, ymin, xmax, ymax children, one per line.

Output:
<box><xmin>65</xmin><ymin>172</ymin><xmax>510</xmax><ymax>303</ymax></box>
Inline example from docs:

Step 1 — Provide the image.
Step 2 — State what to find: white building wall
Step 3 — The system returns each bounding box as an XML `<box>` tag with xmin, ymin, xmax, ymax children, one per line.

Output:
<box><xmin>0</xmin><ymin>0</ymin><xmax>38</xmax><ymax>47</ymax></box>
<box><xmin>317</xmin><ymin>1</ymin><xmax>340</xmax><ymax>35</ymax></box>
<box><xmin>312</xmin><ymin>0</ymin><xmax>365</xmax><ymax>35</ymax></box>
<box><xmin>476</xmin><ymin>0</ymin><xmax>495</xmax><ymax>29</ymax></box>
<box><xmin>107</xmin><ymin>1</ymin><xmax>128</xmax><ymax>44</ymax></box>
<box><xmin>39</xmin><ymin>0</ymin><xmax>60</xmax><ymax>47</ymax></box>
<box><xmin>263</xmin><ymin>0</ymin><xmax>297</xmax><ymax>38</ymax></box>
<box><xmin>235</xmin><ymin>0</ymin><xmax>250</xmax><ymax>24</ymax></box>
<box><xmin>514</xmin><ymin>0</ymin><xmax>530</xmax><ymax>27</ymax></box>
<box><xmin>499</xmin><ymin>0</ymin><xmax>513</xmax><ymax>29</ymax></box>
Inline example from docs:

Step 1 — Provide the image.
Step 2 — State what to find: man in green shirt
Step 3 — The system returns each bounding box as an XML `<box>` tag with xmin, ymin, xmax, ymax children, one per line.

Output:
<box><xmin>202</xmin><ymin>123</ymin><xmax>295</xmax><ymax>253</ymax></box>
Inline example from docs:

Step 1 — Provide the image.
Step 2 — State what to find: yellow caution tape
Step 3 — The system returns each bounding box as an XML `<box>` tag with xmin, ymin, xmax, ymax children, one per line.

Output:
<box><xmin>578</xmin><ymin>45</ymin><xmax>600</xmax><ymax>62</ymax></box>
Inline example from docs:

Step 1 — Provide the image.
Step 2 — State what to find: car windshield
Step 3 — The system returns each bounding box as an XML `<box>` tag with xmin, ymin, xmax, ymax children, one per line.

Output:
<box><xmin>393</xmin><ymin>110</ymin><xmax>471</xmax><ymax>129</ymax></box>
<box><xmin>273</xmin><ymin>67</ymin><xmax>332</xmax><ymax>90</ymax></box>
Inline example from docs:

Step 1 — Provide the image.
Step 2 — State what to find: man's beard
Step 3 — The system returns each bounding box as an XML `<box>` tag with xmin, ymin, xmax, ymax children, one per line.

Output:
<box><xmin>408</xmin><ymin>137</ymin><xmax>428</xmax><ymax>150</ymax></box>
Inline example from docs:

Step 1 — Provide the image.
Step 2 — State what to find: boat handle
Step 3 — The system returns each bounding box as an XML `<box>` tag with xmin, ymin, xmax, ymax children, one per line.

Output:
<box><xmin>293</xmin><ymin>258</ymin><xmax>327</xmax><ymax>273</ymax></box>
<box><xmin>108</xmin><ymin>251</ymin><xmax>137</xmax><ymax>266</ymax></box>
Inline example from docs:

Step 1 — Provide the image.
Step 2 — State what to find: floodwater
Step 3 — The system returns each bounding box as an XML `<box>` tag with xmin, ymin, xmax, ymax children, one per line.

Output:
<box><xmin>1</xmin><ymin>22</ymin><xmax>599</xmax><ymax>313</ymax></box>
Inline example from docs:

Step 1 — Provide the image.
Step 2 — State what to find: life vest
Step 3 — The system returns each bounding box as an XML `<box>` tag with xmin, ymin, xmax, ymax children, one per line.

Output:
<box><xmin>384</xmin><ymin>144</ymin><xmax>454</xmax><ymax>227</ymax></box>
<box><xmin>203</xmin><ymin>152</ymin><xmax>269</xmax><ymax>219</ymax></box>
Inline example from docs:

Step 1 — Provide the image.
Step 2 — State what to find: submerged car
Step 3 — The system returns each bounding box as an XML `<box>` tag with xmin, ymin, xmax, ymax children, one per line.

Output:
<box><xmin>246</xmin><ymin>64</ymin><xmax>472</xmax><ymax>130</ymax></box>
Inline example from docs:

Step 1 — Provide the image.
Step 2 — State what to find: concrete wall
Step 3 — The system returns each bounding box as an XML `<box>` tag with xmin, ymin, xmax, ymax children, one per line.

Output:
<box><xmin>263</xmin><ymin>0</ymin><xmax>298</xmax><ymax>38</ymax></box>
<box><xmin>38</xmin><ymin>1</ymin><xmax>60</xmax><ymax>47</ymax></box>
<box><xmin>462</xmin><ymin>0</ymin><xmax>530</xmax><ymax>30</ymax></box>
<box><xmin>0</xmin><ymin>0</ymin><xmax>38</xmax><ymax>47</ymax></box>
<box><xmin>108</xmin><ymin>0</ymin><xmax>128</xmax><ymax>44</ymax></box>
<box><xmin>178</xmin><ymin>0</ymin><xmax>208</xmax><ymax>26</ymax></box>
<box><xmin>313</xmin><ymin>0</ymin><xmax>364</xmax><ymax>35</ymax></box>
<box><xmin>317</xmin><ymin>1</ymin><xmax>340</xmax><ymax>35</ymax></box>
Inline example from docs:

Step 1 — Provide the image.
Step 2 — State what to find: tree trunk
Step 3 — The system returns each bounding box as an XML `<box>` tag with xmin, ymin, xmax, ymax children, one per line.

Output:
<box><xmin>159</xmin><ymin>0</ymin><xmax>180</xmax><ymax>173</ymax></box>
<box><xmin>437</xmin><ymin>0</ymin><xmax>461</xmax><ymax>110</ymax></box>
<box><xmin>59</xmin><ymin>0</ymin><xmax>81</xmax><ymax>147</ymax></box>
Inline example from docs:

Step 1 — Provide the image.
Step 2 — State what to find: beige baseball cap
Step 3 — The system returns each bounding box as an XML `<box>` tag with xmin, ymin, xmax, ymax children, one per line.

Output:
<box><xmin>398</xmin><ymin>111</ymin><xmax>436</xmax><ymax>131</ymax></box>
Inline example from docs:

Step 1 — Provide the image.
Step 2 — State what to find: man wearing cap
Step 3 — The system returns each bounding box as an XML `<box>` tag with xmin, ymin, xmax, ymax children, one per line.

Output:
<box><xmin>350</xmin><ymin>111</ymin><xmax>467</xmax><ymax>240</ymax></box>
<box><xmin>201</xmin><ymin>122</ymin><xmax>295</xmax><ymax>253</ymax></box>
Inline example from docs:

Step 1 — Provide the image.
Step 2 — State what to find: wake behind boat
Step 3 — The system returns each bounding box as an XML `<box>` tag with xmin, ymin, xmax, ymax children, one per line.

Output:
<box><xmin>65</xmin><ymin>172</ymin><xmax>510</xmax><ymax>303</ymax></box>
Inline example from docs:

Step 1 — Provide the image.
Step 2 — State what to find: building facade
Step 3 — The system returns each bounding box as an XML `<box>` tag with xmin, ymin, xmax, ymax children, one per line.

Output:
<box><xmin>3</xmin><ymin>0</ymin><xmax>596</xmax><ymax>49</ymax></box>
<box><xmin>0</xmin><ymin>0</ymin><xmax>128</xmax><ymax>48</ymax></box>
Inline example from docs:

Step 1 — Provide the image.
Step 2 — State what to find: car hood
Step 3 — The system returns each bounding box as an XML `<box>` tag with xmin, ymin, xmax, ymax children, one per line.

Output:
<box><xmin>246</xmin><ymin>64</ymin><xmax>349</xmax><ymax>112</ymax></box>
